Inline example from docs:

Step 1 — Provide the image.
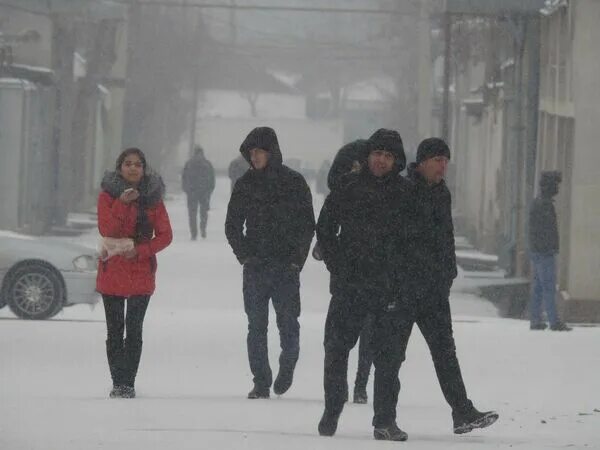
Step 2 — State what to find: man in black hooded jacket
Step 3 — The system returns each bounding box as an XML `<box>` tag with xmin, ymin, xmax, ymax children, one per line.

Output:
<box><xmin>316</xmin><ymin>129</ymin><xmax>413</xmax><ymax>441</ymax></box>
<box><xmin>313</xmin><ymin>139</ymin><xmax>374</xmax><ymax>405</ymax></box>
<box><xmin>225</xmin><ymin>127</ymin><xmax>315</xmax><ymax>400</ymax></box>
<box><xmin>403</xmin><ymin>137</ymin><xmax>498</xmax><ymax>435</ymax></box>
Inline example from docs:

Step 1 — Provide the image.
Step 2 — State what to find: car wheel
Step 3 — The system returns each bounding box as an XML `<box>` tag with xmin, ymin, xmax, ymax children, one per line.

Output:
<box><xmin>6</xmin><ymin>262</ymin><xmax>64</xmax><ymax>320</ymax></box>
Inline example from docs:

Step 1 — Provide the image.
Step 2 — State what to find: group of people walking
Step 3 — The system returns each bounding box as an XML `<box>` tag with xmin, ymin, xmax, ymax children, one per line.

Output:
<box><xmin>94</xmin><ymin>126</ymin><xmax>500</xmax><ymax>441</ymax></box>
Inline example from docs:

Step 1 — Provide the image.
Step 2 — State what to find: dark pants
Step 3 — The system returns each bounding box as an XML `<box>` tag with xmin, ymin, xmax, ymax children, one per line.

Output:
<box><xmin>186</xmin><ymin>193</ymin><xmax>210</xmax><ymax>239</ymax></box>
<box><xmin>102</xmin><ymin>295</ymin><xmax>150</xmax><ymax>387</ymax></box>
<box><xmin>372</xmin><ymin>286</ymin><xmax>473</xmax><ymax>426</ymax></box>
<box><xmin>243</xmin><ymin>264</ymin><xmax>301</xmax><ymax>389</ymax></box>
<box><xmin>323</xmin><ymin>292</ymin><xmax>383</xmax><ymax>420</ymax></box>
<box><xmin>354</xmin><ymin>313</ymin><xmax>374</xmax><ymax>392</ymax></box>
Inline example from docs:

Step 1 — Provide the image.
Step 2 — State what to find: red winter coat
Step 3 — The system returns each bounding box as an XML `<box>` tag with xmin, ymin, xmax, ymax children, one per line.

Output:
<box><xmin>96</xmin><ymin>191</ymin><xmax>173</xmax><ymax>296</ymax></box>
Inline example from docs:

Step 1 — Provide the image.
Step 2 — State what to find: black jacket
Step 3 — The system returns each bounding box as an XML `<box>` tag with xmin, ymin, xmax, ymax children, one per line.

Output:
<box><xmin>182</xmin><ymin>155</ymin><xmax>215</xmax><ymax>197</ymax></box>
<box><xmin>406</xmin><ymin>163</ymin><xmax>457</xmax><ymax>288</ymax></box>
<box><xmin>317</xmin><ymin>168</ymin><xmax>412</xmax><ymax>303</ymax></box>
<box><xmin>529</xmin><ymin>196</ymin><xmax>559</xmax><ymax>254</ymax></box>
<box><xmin>225</xmin><ymin>127</ymin><xmax>315</xmax><ymax>269</ymax></box>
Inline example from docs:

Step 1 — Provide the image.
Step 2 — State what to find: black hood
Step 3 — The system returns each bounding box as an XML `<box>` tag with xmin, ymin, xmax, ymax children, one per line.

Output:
<box><xmin>327</xmin><ymin>139</ymin><xmax>368</xmax><ymax>191</ymax></box>
<box><xmin>100</xmin><ymin>170</ymin><xmax>165</xmax><ymax>206</ymax></box>
<box><xmin>362</xmin><ymin>128</ymin><xmax>406</xmax><ymax>175</ymax></box>
<box><xmin>240</xmin><ymin>127</ymin><xmax>283</xmax><ymax>169</ymax></box>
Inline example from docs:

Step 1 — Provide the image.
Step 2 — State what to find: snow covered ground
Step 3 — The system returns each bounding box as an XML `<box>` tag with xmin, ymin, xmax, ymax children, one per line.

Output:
<box><xmin>1</xmin><ymin>177</ymin><xmax>599</xmax><ymax>449</ymax></box>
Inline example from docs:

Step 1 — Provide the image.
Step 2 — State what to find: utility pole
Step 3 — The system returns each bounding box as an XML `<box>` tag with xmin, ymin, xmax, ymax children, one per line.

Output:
<box><xmin>188</xmin><ymin>9</ymin><xmax>203</xmax><ymax>156</ymax></box>
<box><xmin>441</xmin><ymin>11</ymin><xmax>452</xmax><ymax>142</ymax></box>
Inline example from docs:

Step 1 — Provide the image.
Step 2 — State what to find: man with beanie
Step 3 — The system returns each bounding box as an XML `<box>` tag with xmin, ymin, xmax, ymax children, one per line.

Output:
<box><xmin>225</xmin><ymin>127</ymin><xmax>315</xmax><ymax>399</ymax></box>
<box><xmin>317</xmin><ymin>128</ymin><xmax>413</xmax><ymax>441</ymax></box>
<box><xmin>529</xmin><ymin>171</ymin><xmax>571</xmax><ymax>331</ymax></box>
<box><xmin>402</xmin><ymin>137</ymin><xmax>498</xmax><ymax>435</ymax></box>
<box><xmin>182</xmin><ymin>145</ymin><xmax>215</xmax><ymax>240</ymax></box>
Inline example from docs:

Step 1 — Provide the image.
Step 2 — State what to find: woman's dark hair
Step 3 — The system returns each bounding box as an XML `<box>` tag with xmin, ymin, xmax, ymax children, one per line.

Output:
<box><xmin>116</xmin><ymin>147</ymin><xmax>147</xmax><ymax>173</ymax></box>
<box><xmin>116</xmin><ymin>147</ymin><xmax>153</xmax><ymax>242</ymax></box>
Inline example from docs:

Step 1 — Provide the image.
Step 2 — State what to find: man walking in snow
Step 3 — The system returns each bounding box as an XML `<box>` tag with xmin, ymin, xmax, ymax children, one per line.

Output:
<box><xmin>401</xmin><ymin>137</ymin><xmax>499</xmax><ymax>434</ymax></box>
<box><xmin>312</xmin><ymin>139</ymin><xmax>374</xmax><ymax>405</ymax></box>
<box><xmin>528</xmin><ymin>171</ymin><xmax>571</xmax><ymax>331</ymax></box>
<box><xmin>225</xmin><ymin>127</ymin><xmax>315</xmax><ymax>400</ymax></box>
<box><xmin>316</xmin><ymin>129</ymin><xmax>413</xmax><ymax>441</ymax></box>
<box><xmin>182</xmin><ymin>145</ymin><xmax>215</xmax><ymax>240</ymax></box>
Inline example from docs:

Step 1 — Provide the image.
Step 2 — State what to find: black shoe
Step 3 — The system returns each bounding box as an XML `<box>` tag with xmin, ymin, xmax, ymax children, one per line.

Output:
<box><xmin>247</xmin><ymin>386</ymin><xmax>270</xmax><ymax>399</ymax></box>
<box><xmin>353</xmin><ymin>388</ymin><xmax>368</xmax><ymax>404</ymax></box>
<box><xmin>109</xmin><ymin>385</ymin><xmax>123</xmax><ymax>398</ymax></box>
<box><xmin>120</xmin><ymin>386</ymin><xmax>136</xmax><ymax>399</ymax></box>
<box><xmin>550</xmin><ymin>321</ymin><xmax>572</xmax><ymax>331</ymax></box>
<box><xmin>453</xmin><ymin>409</ymin><xmax>498</xmax><ymax>434</ymax></box>
<box><xmin>530</xmin><ymin>322</ymin><xmax>548</xmax><ymax>330</ymax></box>
<box><xmin>200</xmin><ymin>229</ymin><xmax>207</xmax><ymax>239</ymax></box>
<box><xmin>191</xmin><ymin>235</ymin><xmax>197</xmax><ymax>241</ymax></box>
<box><xmin>373</xmin><ymin>423</ymin><xmax>408</xmax><ymax>441</ymax></box>
<box><xmin>273</xmin><ymin>367</ymin><xmax>294</xmax><ymax>395</ymax></box>
<box><xmin>318</xmin><ymin>409</ymin><xmax>341</xmax><ymax>436</ymax></box>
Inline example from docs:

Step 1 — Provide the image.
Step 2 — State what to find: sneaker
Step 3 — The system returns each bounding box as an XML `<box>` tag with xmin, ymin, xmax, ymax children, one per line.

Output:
<box><xmin>318</xmin><ymin>409</ymin><xmax>341</xmax><ymax>436</ymax></box>
<box><xmin>550</xmin><ymin>321</ymin><xmax>572</xmax><ymax>331</ymax></box>
<box><xmin>273</xmin><ymin>367</ymin><xmax>294</xmax><ymax>395</ymax></box>
<box><xmin>109</xmin><ymin>385</ymin><xmax>123</xmax><ymax>398</ymax></box>
<box><xmin>120</xmin><ymin>386</ymin><xmax>136</xmax><ymax>399</ymax></box>
<box><xmin>353</xmin><ymin>388</ymin><xmax>368</xmax><ymax>404</ymax></box>
<box><xmin>530</xmin><ymin>322</ymin><xmax>548</xmax><ymax>330</ymax></box>
<box><xmin>247</xmin><ymin>386</ymin><xmax>270</xmax><ymax>399</ymax></box>
<box><xmin>373</xmin><ymin>423</ymin><xmax>408</xmax><ymax>441</ymax></box>
<box><xmin>453</xmin><ymin>409</ymin><xmax>498</xmax><ymax>434</ymax></box>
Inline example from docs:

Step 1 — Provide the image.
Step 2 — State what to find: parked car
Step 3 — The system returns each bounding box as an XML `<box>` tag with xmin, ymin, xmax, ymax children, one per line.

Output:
<box><xmin>0</xmin><ymin>231</ymin><xmax>99</xmax><ymax>319</ymax></box>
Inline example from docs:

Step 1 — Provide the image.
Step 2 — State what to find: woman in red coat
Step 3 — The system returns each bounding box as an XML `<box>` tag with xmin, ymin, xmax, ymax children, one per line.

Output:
<box><xmin>97</xmin><ymin>148</ymin><xmax>172</xmax><ymax>398</ymax></box>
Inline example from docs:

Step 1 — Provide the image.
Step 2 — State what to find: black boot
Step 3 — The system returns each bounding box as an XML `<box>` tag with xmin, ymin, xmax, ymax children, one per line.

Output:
<box><xmin>122</xmin><ymin>338</ymin><xmax>143</xmax><ymax>388</ymax></box>
<box><xmin>247</xmin><ymin>385</ymin><xmax>270</xmax><ymax>399</ymax></box>
<box><xmin>109</xmin><ymin>385</ymin><xmax>124</xmax><ymax>398</ymax></box>
<box><xmin>318</xmin><ymin>409</ymin><xmax>342</xmax><ymax>436</ymax></box>
<box><xmin>453</xmin><ymin>408</ymin><xmax>499</xmax><ymax>434</ymax></box>
<box><xmin>120</xmin><ymin>386</ymin><xmax>136</xmax><ymax>399</ymax></box>
<box><xmin>373</xmin><ymin>423</ymin><xmax>408</xmax><ymax>441</ymax></box>
<box><xmin>106</xmin><ymin>339</ymin><xmax>125</xmax><ymax>388</ymax></box>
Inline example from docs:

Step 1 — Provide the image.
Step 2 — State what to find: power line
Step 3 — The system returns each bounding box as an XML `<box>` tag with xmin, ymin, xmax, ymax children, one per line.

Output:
<box><xmin>114</xmin><ymin>1</ymin><xmax>418</xmax><ymax>16</ymax></box>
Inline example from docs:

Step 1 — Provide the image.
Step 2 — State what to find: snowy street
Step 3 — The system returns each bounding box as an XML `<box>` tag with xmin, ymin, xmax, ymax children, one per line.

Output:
<box><xmin>1</xmin><ymin>177</ymin><xmax>599</xmax><ymax>449</ymax></box>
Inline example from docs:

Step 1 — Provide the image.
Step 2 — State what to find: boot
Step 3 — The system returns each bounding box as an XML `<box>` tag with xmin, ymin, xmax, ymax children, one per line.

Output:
<box><xmin>247</xmin><ymin>385</ymin><xmax>270</xmax><ymax>399</ymax></box>
<box><xmin>453</xmin><ymin>408</ymin><xmax>499</xmax><ymax>434</ymax></box>
<box><xmin>373</xmin><ymin>423</ymin><xmax>408</xmax><ymax>441</ymax></box>
<box><xmin>123</xmin><ymin>338</ymin><xmax>143</xmax><ymax>388</ymax></box>
<box><xmin>106</xmin><ymin>339</ymin><xmax>125</xmax><ymax>387</ymax></box>
<box><xmin>318</xmin><ymin>409</ymin><xmax>342</xmax><ymax>437</ymax></box>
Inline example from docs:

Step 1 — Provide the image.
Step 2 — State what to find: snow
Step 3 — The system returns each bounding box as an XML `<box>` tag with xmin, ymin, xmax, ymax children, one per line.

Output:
<box><xmin>1</xmin><ymin>176</ymin><xmax>599</xmax><ymax>449</ymax></box>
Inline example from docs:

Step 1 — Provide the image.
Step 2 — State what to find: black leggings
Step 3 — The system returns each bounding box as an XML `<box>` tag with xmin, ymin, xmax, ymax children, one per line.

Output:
<box><xmin>102</xmin><ymin>295</ymin><xmax>150</xmax><ymax>387</ymax></box>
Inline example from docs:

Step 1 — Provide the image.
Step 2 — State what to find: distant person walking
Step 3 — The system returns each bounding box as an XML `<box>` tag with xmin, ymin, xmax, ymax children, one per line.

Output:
<box><xmin>182</xmin><ymin>145</ymin><xmax>215</xmax><ymax>240</ymax></box>
<box><xmin>97</xmin><ymin>147</ymin><xmax>173</xmax><ymax>399</ymax></box>
<box><xmin>228</xmin><ymin>154</ymin><xmax>250</xmax><ymax>192</ymax></box>
<box><xmin>528</xmin><ymin>171</ymin><xmax>571</xmax><ymax>331</ymax></box>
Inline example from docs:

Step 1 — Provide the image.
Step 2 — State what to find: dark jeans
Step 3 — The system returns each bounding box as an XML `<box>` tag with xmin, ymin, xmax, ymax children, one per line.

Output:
<box><xmin>243</xmin><ymin>264</ymin><xmax>301</xmax><ymax>389</ymax></box>
<box><xmin>371</xmin><ymin>286</ymin><xmax>473</xmax><ymax>427</ymax></box>
<box><xmin>186</xmin><ymin>194</ymin><xmax>210</xmax><ymax>239</ymax></box>
<box><xmin>530</xmin><ymin>252</ymin><xmax>559</xmax><ymax>326</ymax></box>
<box><xmin>102</xmin><ymin>295</ymin><xmax>150</xmax><ymax>387</ymax></box>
